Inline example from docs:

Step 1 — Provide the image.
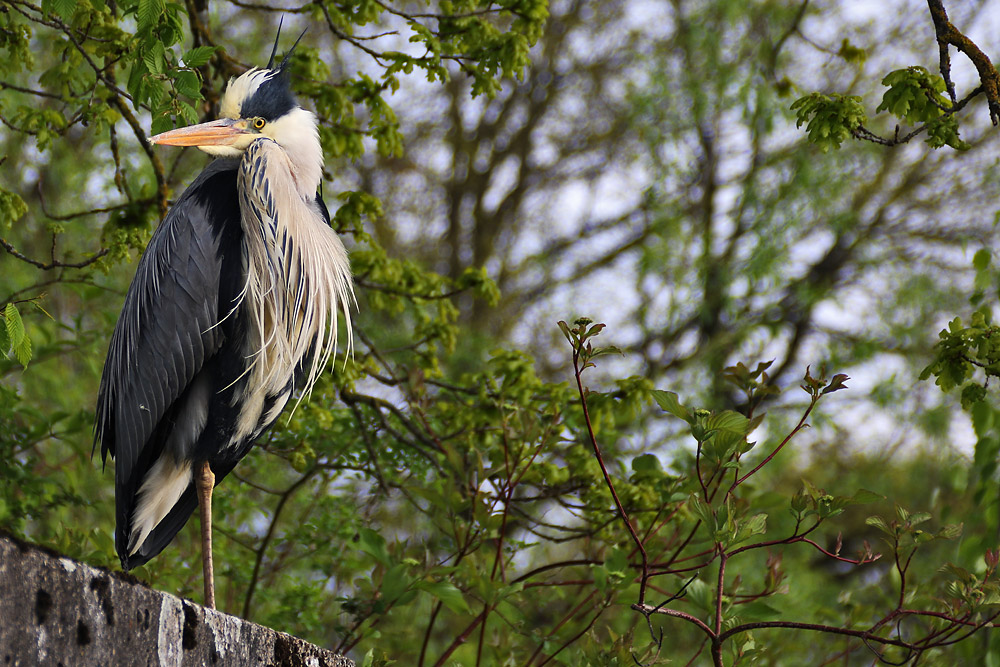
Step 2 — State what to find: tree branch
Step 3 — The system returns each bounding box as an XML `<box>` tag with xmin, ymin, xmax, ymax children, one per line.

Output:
<box><xmin>927</xmin><ymin>0</ymin><xmax>1000</xmax><ymax>124</ymax></box>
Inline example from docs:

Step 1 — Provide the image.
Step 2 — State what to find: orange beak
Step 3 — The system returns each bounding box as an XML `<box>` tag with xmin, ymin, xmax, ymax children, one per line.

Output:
<box><xmin>149</xmin><ymin>118</ymin><xmax>248</xmax><ymax>147</ymax></box>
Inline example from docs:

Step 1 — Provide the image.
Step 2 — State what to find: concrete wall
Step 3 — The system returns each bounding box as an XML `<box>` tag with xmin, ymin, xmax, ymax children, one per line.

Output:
<box><xmin>0</xmin><ymin>533</ymin><xmax>353</xmax><ymax>666</ymax></box>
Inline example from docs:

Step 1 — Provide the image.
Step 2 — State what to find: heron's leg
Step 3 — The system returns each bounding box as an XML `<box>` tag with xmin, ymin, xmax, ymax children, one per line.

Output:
<box><xmin>196</xmin><ymin>460</ymin><xmax>216</xmax><ymax>610</ymax></box>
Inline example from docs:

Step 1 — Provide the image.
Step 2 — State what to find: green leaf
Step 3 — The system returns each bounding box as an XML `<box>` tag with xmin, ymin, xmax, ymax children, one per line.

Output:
<box><xmin>182</xmin><ymin>45</ymin><xmax>218</xmax><ymax>68</ymax></box>
<box><xmin>731</xmin><ymin>512</ymin><xmax>768</xmax><ymax>546</ymax></box>
<box><xmin>972</xmin><ymin>400</ymin><xmax>994</xmax><ymax>436</ymax></box>
<box><xmin>789</xmin><ymin>490</ymin><xmax>808</xmax><ymax>514</ymax></box>
<box><xmin>127</xmin><ymin>61</ymin><xmax>150</xmax><ymax>105</ymax></box>
<box><xmin>13</xmin><ymin>333</ymin><xmax>31</xmax><ymax>368</ymax></box>
<box><xmin>3</xmin><ymin>303</ymin><xmax>30</xmax><ymax>368</ymax></box>
<box><xmin>137</xmin><ymin>0</ymin><xmax>165</xmax><ymax>32</ymax></box>
<box><xmin>703</xmin><ymin>410</ymin><xmax>750</xmax><ymax>435</ymax></box>
<box><xmin>747</xmin><ymin>413</ymin><xmax>766</xmax><ymax>434</ymax></box>
<box><xmin>175</xmin><ymin>71</ymin><xmax>202</xmax><ymax>99</ymax></box>
<box><xmin>942</xmin><ymin>562</ymin><xmax>974</xmax><ymax>582</ymax></box>
<box><xmin>631</xmin><ymin>453</ymin><xmax>662</xmax><ymax>478</ymax></box>
<box><xmin>821</xmin><ymin>373</ymin><xmax>850</xmax><ymax>395</ymax></box>
<box><xmin>592</xmin><ymin>563</ymin><xmax>609</xmax><ymax>593</ymax></box>
<box><xmin>745</xmin><ymin>513</ymin><xmax>767</xmax><ymax>537</ymax></box>
<box><xmin>591</xmin><ymin>345</ymin><xmax>623</xmax><ymax>358</ymax></box>
<box><xmin>381</xmin><ymin>563</ymin><xmax>411</xmax><ymax>602</ymax></box>
<box><xmin>557</xmin><ymin>320</ymin><xmax>574</xmax><ymax>345</ymax></box>
<box><xmin>4</xmin><ymin>303</ymin><xmax>25</xmax><ymax>348</ymax></box>
<box><xmin>357</xmin><ymin>528</ymin><xmax>391</xmax><ymax>566</ymax></box>
<box><xmin>688</xmin><ymin>493</ymin><xmax>715</xmax><ymax>531</ymax></box>
<box><xmin>42</xmin><ymin>0</ymin><xmax>77</xmax><ymax>20</ymax></box>
<box><xmin>740</xmin><ymin>601</ymin><xmax>782</xmax><ymax>621</ymax></box>
<box><xmin>937</xmin><ymin>523</ymin><xmax>963</xmax><ymax>540</ymax></box>
<box><xmin>981</xmin><ymin>589</ymin><xmax>1000</xmax><ymax>606</ymax></box>
<box><xmin>866</xmin><ymin>515</ymin><xmax>893</xmax><ymax>537</ymax></box>
<box><xmin>604</xmin><ymin>548</ymin><xmax>628</xmax><ymax>576</ymax></box>
<box><xmin>150</xmin><ymin>112</ymin><xmax>174</xmax><ymax>137</ymax></box>
<box><xmin>417</xmin><ymin>581</ymin><xmax>470</xmax><ymax>614</ymax></box>
<box><xmin>651</xmin><ymin>389</ymin><xmax>693</xmax><ymax>423</ymax></box>
<box><xmin>847</xmin><ymin>489</ymin><xmax>884</xmax><ymax>505</ymax></box>
<box><xmin>0</xmin><ymin>188</ymin><xmax>28</xmax><ymax>232</ymax></box>
<box><xmin>145</xmin><ymin>42</ymin><xmax>167</xmax><ymax>76</ymax></box>
<box><xmin>178</xmin><ymin>101</ymin><xmax>199</xmax><ymax>125</ymax></box>
<box><xmin>802</xmin><ymin>478</ymin><xmax>823</xmax><ymax>500</ymax></box>
<box><xmin>684</xmin><ymin>577</ymin><xmax>712</xmax><ymax>613</ymax></box>
<box><xmin>973</xmin><ymin>248</ymin><xmax>992</xmax><ymax>272</ymax></box>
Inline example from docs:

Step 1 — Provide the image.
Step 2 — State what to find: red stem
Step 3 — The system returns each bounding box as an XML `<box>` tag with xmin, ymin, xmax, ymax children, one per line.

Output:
<box><xmin>711</xmin><ymin>552</ymin><xmax>728</xmax><ymax>666</ymax></box>
<box><xmin>572</xmin><ymin>347</ymin><xmax>650</xmax><ymax>603</ymax></box>
<box><xmin>432</xmin><ymin>609</ymin><xmax>488</xmax><ymax>667</ymax></box>
<box><xmin>728</xmin><ymin>397</ymin><xmax>818</xmax><ymax>495</ymax></box>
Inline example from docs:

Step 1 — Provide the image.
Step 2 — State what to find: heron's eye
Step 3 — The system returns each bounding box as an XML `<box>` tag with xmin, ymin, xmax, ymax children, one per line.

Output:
<box><xmin>252</xmin><ymin>117</ymin><xmax>266</xmax><ymax>130</ymax></box>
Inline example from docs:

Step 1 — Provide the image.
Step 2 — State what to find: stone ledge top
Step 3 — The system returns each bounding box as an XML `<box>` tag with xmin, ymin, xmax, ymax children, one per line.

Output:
<box><xmin>0</xmin><ymin>532</ymin><xmax>353</xmax><ymax>667</ymax></box>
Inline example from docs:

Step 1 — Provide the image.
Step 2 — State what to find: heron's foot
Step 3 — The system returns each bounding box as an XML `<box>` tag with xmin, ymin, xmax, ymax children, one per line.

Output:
<box><xmin>197</xmin><ymin>461</ymin><xmax>216</xmax><ymax>609</ymax></box>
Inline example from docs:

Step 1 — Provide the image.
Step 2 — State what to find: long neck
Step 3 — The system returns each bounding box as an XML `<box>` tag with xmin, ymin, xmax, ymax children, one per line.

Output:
<box><xmin>265</xmin><ymin>107</ymin><xmax>323</xmax><ymax>199</ymax></box>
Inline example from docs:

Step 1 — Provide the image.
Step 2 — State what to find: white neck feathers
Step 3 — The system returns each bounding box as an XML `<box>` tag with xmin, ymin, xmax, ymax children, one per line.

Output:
<box><xmin>263</xmin><ymin>107</ymin><xmax>323</xmax><ymax>199</ymax></box>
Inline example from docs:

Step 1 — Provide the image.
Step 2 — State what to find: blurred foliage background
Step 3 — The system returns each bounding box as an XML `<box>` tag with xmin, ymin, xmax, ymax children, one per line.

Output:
<box><xmin>3</xmin><ymin>0</ymin><xmax>1000</xmax><ymax>664</ymax></box>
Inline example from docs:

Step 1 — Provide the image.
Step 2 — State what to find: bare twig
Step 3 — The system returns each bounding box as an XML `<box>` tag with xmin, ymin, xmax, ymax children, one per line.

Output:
<box><xmin>0</xmin><ymin>238</ymin><xmax>108</xmax><ymax>271</ymax></box>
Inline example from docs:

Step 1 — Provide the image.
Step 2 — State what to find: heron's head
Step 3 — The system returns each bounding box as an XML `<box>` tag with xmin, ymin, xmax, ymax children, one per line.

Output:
<box><xmin>149</xmin><ymin>30</ymin><xmax>323</xmax><ymax>193</ymax></box>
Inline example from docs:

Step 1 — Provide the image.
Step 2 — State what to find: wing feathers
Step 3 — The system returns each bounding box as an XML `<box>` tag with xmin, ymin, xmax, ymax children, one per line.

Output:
<box><xmin>94</xmin><ymin>159</ymin><xmax>242</xmax><ymax>564</ymax></box>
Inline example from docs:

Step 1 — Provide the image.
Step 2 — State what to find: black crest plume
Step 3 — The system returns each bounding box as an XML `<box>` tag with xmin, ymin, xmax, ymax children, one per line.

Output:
<box><xmin>241</xmin><ymin>21</ymin><xmax>308</xmax><ymax>121</ymax></box>
<box><xmin>266</xmin><ymin>16</ymin><xmax>284</xmax><ymax>69</ymax></box>
<box><xmin>265</xmin><ymin>17</ymin><xmax>307</xmax><ymax>73</ymax></box>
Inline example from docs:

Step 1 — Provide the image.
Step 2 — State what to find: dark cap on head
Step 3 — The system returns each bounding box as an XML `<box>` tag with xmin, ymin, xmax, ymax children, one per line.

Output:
<box><xmin>240</xmin><ymin>73</ymin><xmax>296</xmax><ymax>121</ymax></box>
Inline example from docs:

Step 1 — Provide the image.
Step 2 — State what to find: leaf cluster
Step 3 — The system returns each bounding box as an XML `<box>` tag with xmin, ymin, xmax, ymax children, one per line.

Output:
<box><xmin>920</xmin><ymin>308</ymin><xmax>1000</xmax><ymax>408</ymax></box>
<box><xmin>790</xmin><ymin>92</ymin><xmax>867</xmax><ymax>152</ymax></box>
<box><xmin>876</xmin><ymin>66</ymin><xmax>969</xmax><ymax>149</ymax></box>
<box><xmin>792</xmin><ymin>66</ymin><xmax>971</xmax><ymax>151</ymax></box>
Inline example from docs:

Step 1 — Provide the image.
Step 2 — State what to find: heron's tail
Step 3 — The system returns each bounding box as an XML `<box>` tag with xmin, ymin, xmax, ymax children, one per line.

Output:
<box><xmin>118</xmin><ymin>486</ymin><xmax>199</xmax><ymax>571</ymax></box>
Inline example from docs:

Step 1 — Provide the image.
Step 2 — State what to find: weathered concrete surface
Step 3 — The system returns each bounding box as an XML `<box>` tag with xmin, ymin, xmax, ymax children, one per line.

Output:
<box><xmin>0</xmin><ymin>533</ymin><xmax>353</xmax><ymax>667</ymax></box>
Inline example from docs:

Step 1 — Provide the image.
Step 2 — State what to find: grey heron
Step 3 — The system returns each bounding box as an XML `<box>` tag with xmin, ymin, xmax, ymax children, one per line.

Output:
<box><xmin>95</xmin><ymin>31</ymin><xmax>353</xmax><ymax>609</ymax></box>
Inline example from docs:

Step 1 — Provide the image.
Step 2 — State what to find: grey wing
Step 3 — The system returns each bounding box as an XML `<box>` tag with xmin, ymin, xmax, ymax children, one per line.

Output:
<box><xmin>94</xmin><ymin>161</ymin><xmax>240</xmax><ymax>493</ymax></box>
